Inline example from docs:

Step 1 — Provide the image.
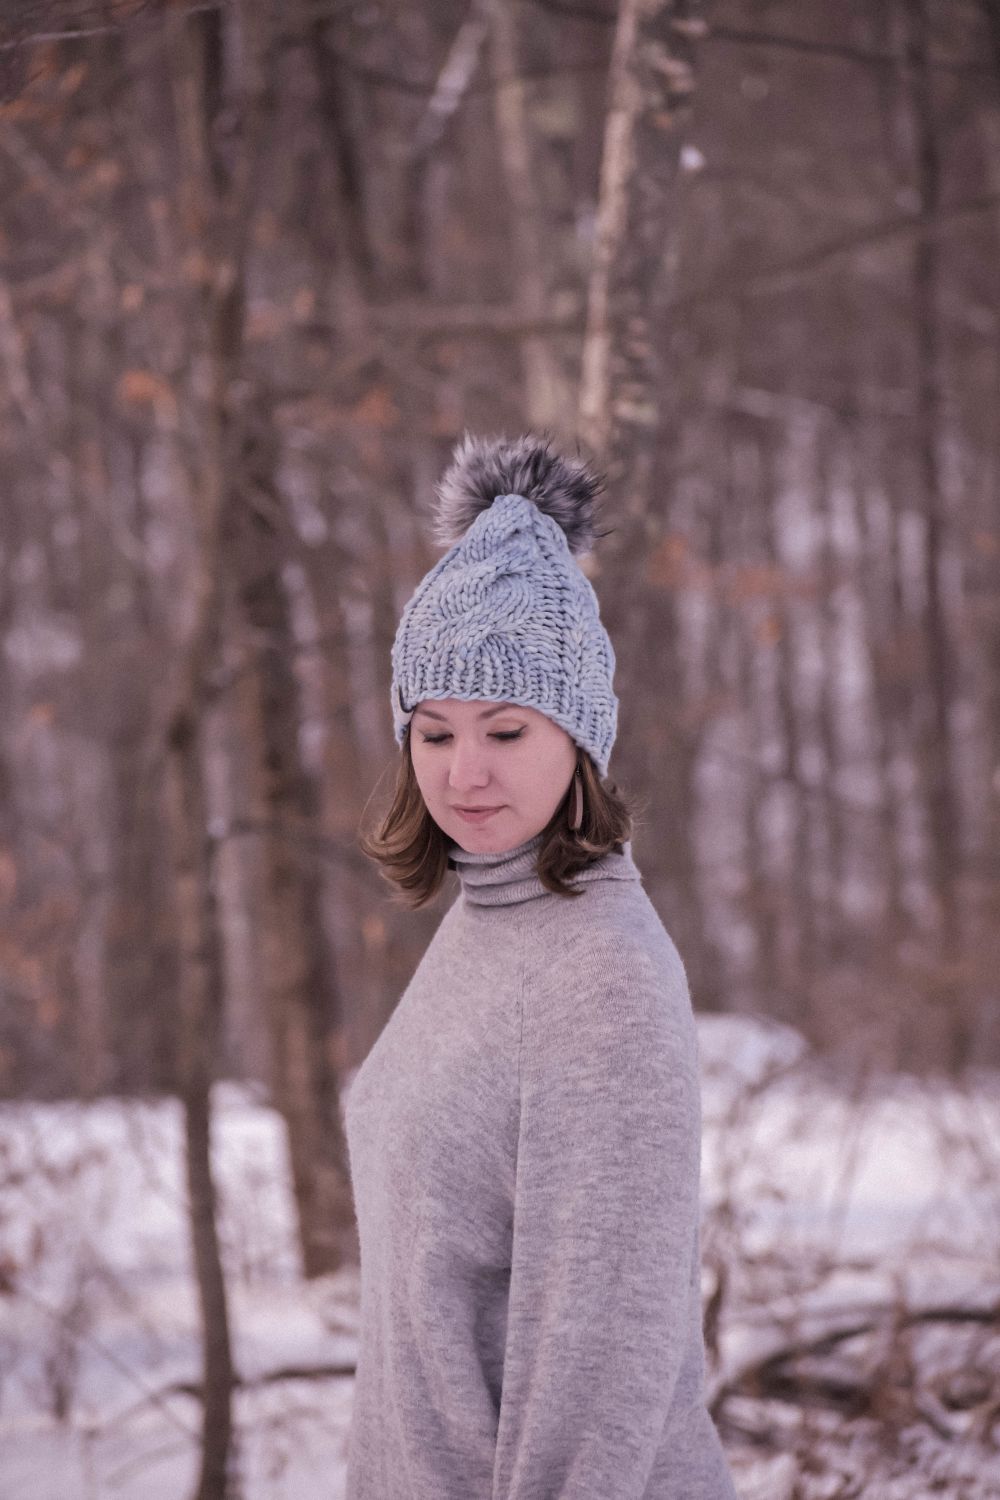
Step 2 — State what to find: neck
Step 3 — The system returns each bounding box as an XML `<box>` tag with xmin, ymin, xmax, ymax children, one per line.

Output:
<box><xmin>449</xmin><ymin>831</ymin><xmax>641</xmax><ymax>908</ymax></box>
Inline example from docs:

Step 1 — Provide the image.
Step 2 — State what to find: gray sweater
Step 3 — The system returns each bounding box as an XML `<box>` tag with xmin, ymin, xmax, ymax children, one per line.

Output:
<box><xmin>344</xmin><ymin>833</ymin><xmax>737</xmax><ymax>1499</ymax></box>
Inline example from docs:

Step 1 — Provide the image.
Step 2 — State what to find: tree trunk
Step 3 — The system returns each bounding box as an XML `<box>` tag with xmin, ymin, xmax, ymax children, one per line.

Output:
<box><xmin>488</xmin><ymin>0</ymin><xmax>573</xmax><ymax>433</ymax></box>
<box><xmin>227</xmin><ymin>410</ymin><xmax>358</xmax><ymax>1278</ymax></box>
<box><xmin>577</xmin><ymin>0</ymin><xmax>703</xmax><ymax>781</ymax></box>
<box><xmin>900</xmin><ymin>0</ymin><xmax>965</xmax><ymax>1065</ymax></box>
<box><xmin>166</xmin><ymin>706</ymin><xmax>236</xmax><ymax>1500</ymax></box>
<box><xmin>578</xmin><ymin>0</ymin><xmax>701</xmax><ymax>466</ymax></box>
<box><xmin>158</xmin><ymin>0</ymin><xmax>270</xmax><ymax>1486</ymax></box>
<box><xmin>972</xmin><ymin>0</ymin><xmax>1000</xmax><ymax>1062</ymax></box>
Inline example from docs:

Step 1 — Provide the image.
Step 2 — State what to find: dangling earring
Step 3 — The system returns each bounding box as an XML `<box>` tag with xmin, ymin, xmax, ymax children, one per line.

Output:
<box><xmin>569</xmin><ymin>765</ymin><xmax>584</xmax><ymax>832</ymax></box>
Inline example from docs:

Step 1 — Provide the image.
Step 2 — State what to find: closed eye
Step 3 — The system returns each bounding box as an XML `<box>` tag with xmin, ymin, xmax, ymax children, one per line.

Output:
<box><xmin>419</xmin><ymin>730</ymin><xmax>525</xmax><ymax>744</ymax></box>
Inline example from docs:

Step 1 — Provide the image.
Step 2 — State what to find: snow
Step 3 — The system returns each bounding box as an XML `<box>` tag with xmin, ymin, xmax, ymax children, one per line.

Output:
<box><xmin>1</xmin><ymin>1017</ymin><xmax>999</xmax><ymax>1498</ymax></box>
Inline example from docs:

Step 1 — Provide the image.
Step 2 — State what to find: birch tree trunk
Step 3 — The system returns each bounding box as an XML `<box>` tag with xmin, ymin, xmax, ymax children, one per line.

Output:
<box><xmin>578</xmin><ymin>0</ymin><xmax>701</xmax><ymax>468</ymax></box>
<box><xmin>577</xmin><ymin>0</ymin><xmax>704</xmax><ymax>766</ymax></box>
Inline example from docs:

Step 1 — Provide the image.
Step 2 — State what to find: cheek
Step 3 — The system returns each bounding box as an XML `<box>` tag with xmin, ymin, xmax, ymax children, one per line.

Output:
<box><xmin>408</xmin><ymin>746</ymin><xmax>430</xmax><ymax>790</ymax></box>
<box><xmin>515</xmin><ymin>744</ymin><xmax>569</xmax><ymax>804</ymax></box>
<box><xmin>411</xmin><ymin>745</ymin><xmax>447</xmax><ymax>798</ymax></box>
<box><xmin>517</xmin><ymin>738</ymin><xmax>570</xmax><ymax>785</ymax></box>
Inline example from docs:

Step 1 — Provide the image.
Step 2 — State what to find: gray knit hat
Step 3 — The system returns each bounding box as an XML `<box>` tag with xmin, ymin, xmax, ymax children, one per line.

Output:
<box><xmin>390</xmin><ymin>432</ymin><xmax>619</xmax><ymax>776</ymax></box>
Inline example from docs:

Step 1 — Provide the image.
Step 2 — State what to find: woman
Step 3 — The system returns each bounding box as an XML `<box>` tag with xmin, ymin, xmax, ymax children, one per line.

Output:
<box><xmin>344</xmin><ymin>432</ymin><xmax>737</xmax><ymax>1498</ymax></box>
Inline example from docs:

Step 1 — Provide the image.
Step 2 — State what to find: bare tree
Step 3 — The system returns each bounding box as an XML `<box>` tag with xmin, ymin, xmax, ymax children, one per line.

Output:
<box><xmin>225</xmin><ymin>405</ymin><xmax>358</xmax><ymax>1278</ymax></box>
<box><xmin>157</xmin><ymin>0</ymin><xmax>268</xmax><ymax>1488</ymax></box>
<box><xmin>488</xmin><ymin>0</ymin><xmax>574</xmax><ymax>432</ymax></box>
<box><xmin>578</xmin><ymin>0</ymin><xmax>704</xmax><ymax>778</ymax></box>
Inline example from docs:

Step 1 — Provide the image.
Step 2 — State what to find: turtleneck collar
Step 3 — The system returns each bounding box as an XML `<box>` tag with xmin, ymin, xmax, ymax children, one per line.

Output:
<box><xmin>449</xmin><ymin>831</ymin><xmax>642</xmax><ymax>908</ymax></box>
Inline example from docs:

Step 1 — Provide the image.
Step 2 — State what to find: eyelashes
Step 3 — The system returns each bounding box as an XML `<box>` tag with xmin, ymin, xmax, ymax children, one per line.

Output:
<box><xmin>419</xmin><ymin>730</ymin><xmax>525</xmax><ymax>745</ymax></box>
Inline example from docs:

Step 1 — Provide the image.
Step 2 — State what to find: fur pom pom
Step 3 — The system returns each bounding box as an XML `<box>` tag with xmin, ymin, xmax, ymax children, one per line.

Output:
<box><xmin>432</xmin><ymin>431</ymin><xmax>606</xmax><ymax>556</ymax></box>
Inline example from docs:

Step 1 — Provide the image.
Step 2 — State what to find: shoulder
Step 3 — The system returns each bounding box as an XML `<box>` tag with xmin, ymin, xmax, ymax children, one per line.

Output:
<box><xmin>523</xmin><ymin>885</ymin><xmax>697</xmax><ymax>1064</ymax></box>
<box><xmin>533</xmin><ymin>877</ymin><xmax>690</xmax><ymax>1001</ymax></box>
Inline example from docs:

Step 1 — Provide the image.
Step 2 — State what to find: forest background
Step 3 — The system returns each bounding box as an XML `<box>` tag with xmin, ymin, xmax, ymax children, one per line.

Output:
<box><xmin>1</xmin><ymin>1</ymin><xmax>999</xmax><ymax>1497</ymax></box>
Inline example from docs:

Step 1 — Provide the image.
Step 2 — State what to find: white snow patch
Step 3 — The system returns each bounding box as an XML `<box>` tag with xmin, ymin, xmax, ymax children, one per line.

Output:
<box><xmin>1</xmin><ymin>1020</ymin><xmax>998</xmax><ymax>1497</ymax></box>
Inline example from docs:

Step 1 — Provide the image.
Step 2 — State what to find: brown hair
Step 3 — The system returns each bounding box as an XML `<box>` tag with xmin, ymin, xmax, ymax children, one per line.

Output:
<box><xmin>358</xmin><ymin>734</ymin><xmax>635</xmax><ymax>909</ymax></box>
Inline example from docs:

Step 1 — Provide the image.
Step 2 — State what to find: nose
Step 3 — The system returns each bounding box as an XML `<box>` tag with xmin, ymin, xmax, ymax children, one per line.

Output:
<box><xmin>447</xmin><ymin>738</ymin><xmax>491</xmax><ymax>792</ymax></box>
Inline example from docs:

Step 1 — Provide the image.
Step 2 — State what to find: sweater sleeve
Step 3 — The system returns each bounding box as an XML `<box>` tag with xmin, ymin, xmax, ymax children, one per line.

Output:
<box><xmin>491</xmin><ymin>927</ymin><xmax>703</xmax><ymax>1500</ymax></box>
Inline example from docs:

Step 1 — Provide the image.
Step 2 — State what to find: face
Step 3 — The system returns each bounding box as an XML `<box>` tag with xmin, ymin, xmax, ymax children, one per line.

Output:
<box><xmin>409</xmin><ymin>698</ymin><xmax>578</xmax><ymax>853</ymax></box>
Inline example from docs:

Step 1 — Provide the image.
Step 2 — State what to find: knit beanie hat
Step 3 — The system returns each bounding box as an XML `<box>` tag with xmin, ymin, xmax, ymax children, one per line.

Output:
<box><xmin>390</xmin><ymin>432</ymin><xmax>619</xmax><ymax>777</ymax></box>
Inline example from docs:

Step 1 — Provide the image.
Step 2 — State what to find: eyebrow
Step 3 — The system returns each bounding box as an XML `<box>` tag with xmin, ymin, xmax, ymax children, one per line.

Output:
<box><xmin>413</xmin><ymin>704</ymin><xmax>522</xmax><ymax>723</ymax></box>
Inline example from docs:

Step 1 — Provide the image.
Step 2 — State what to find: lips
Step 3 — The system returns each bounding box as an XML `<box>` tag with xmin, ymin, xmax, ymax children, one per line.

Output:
<box><xmin>453</xmin><ymin>805</ymin><xmax>504</xmax><ymax>823</ymax></box>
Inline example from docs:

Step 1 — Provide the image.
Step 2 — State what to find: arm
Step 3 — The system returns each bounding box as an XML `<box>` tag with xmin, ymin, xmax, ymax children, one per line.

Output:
<box><xmin>492</xmin><ymin>929</ymin><xmax>703</xmax><ymax>1500</ymax></box>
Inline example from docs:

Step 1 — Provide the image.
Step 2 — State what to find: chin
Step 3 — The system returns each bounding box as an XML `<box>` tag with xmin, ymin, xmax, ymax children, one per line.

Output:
<box><xmin>449</xmin><ymin>824</ymin><xmax>510</xmax><ymax>853</ymax></box>
<box><xmin>447</xmin><ymin>814</ymin><xmax>544</xmax><ymax>857</ymax></box>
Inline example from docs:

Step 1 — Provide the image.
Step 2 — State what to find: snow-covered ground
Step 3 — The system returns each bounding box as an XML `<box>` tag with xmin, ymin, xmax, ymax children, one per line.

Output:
<box><xmin>1</xmin><ymin>1014</ymin><xmax>998</xmax><ymax>1499</ymax></box>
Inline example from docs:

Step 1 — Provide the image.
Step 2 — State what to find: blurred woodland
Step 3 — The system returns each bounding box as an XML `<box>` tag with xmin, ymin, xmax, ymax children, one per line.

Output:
<box><xmin>2</xmin><ymin>0</ymin><xmax>997</xmax><ymax>1092</ymax></box>
<box><xmin>2</xmin><ymin>1</ymin><xmax>1000</xmax><ymax>1496</ymax></box>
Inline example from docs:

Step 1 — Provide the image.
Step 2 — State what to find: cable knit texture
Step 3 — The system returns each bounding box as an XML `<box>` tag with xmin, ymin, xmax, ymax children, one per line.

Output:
<box><xmin>390</xmin><ymin>492</ymin><xmax>619</xmax><ymax>776</ymax></box>
<box><xmin>343</xmin><ymin>835</ymin><xmax>738</xmax><ymax>1499</ymax></box>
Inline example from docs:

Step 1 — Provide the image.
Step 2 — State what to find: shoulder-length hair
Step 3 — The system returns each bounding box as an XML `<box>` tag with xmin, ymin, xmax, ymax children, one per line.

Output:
<box><xmin>358</xmin><ymin>733</ymin><xmax>635</xmax><ymax>909</ymax></box>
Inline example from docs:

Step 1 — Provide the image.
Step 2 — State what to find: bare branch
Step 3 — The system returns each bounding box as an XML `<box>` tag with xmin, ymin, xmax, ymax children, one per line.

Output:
<box><xmin>673</xmin><ymin>190</ymin><xmax>1000</xmax><ymax>313</ymax></box>
<box><xmin>707</xmin><ymin>23</ymin><xmax>994</xmax><ymax>75</ymax></box>
<box><xmin>411</xmin><ymin>0</ymin><xmax>491</xmax><ymax>157</ymax></box>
